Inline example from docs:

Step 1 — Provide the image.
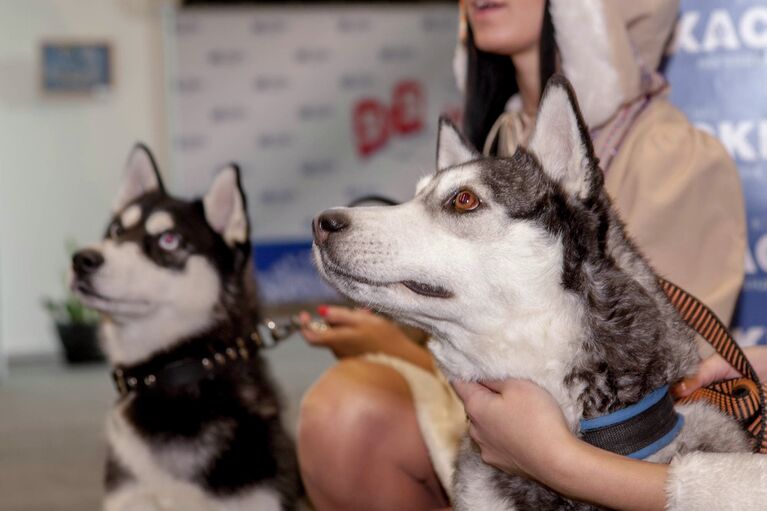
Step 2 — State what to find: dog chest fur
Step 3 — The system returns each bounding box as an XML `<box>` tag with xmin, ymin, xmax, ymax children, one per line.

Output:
<box><xmin>107</xmin><ymin>400</ymin><xmax>220</xmax><ymax>490</ymax></box>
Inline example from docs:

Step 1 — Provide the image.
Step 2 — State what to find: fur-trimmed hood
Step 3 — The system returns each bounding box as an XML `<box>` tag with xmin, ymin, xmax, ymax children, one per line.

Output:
<box><xmin>457</xmin><ymin>0</ymin><xmax>679</xmax><ymax>128</ymax></box>
<box><xmin>551</xmin><ymin>0</ymin><xmax>678</xmax><ymax>127</ymax></box>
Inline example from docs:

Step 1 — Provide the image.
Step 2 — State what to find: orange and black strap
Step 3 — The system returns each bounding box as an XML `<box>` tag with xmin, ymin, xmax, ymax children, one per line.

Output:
<box><xmin>658</xmin><ymin>277</ymin><xmax>767</xmax><ymax>454</ymax></box>
<box><xmin>680</xmin><ymin>378</ymin><xmax>761</xmax><ymax>425</ymax></box>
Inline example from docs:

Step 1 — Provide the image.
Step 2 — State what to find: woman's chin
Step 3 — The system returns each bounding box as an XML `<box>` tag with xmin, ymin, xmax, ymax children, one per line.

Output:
<box><xmin>468</xmin><ymin>0</ymin><xmax>545</xmax><ymax>57</ymax></box>
<box><xmin>472</xmin><ymin>31</ymin><xmax>534</xmax><ymax>57</ymax></box>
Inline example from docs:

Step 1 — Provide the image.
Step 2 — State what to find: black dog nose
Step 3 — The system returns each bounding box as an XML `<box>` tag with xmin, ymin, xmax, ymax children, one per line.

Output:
<box><xmin>72</xmin><ymin>249</ymin><xmax>105</xmax><ymax>276</ymax></box>
<box><xmin>313</xmin><ymin>210</ymin><xmax>350</xmax><ymax>246</ymax></box>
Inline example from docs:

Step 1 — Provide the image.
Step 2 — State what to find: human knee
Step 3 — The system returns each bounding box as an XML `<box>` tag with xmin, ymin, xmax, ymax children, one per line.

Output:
<box><xmin>298</xmin><ymin>360</ymin><xmax>411</xmax><ymax>457</ymax></box>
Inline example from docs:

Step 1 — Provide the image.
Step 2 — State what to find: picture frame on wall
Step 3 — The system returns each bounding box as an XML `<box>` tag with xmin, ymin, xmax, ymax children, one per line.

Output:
<box><xmin>40</xmin><ymin>41</ymin><xmax>113</xmax><ymax>95</ymax></box>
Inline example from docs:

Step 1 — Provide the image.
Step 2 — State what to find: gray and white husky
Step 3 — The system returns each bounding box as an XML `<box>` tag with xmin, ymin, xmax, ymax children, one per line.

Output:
<box><xmin>311</xmin><ymin>75</ymin><xmax>750</xmax><ymax>510</ymax></box>
<box><xmin>71</xmin><ymin>146</ymin><xmax>301</xmax><ymax>511</ymax></box>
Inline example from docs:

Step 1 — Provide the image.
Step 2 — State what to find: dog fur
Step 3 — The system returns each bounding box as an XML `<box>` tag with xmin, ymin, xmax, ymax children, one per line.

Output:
<box><xmin>71</xmin><ymin>145</ymin><xmax>301</xmax><ymax>511</ymax></box>
<box><xmin>311</xmin><ymin>75</ymin><xmax>751</xmax><ymax>510</ymax></box>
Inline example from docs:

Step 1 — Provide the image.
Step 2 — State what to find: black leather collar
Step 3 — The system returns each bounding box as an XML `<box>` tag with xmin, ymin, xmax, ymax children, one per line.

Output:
<box><xmin>110</xmin><ymin>316</ymin><xmax>306</xmax><ymax>396</ymax></box>
<box><xmin>111</xmin><ymin>334</ymin><xmax>260</xmax><ymax>397</ymax></box>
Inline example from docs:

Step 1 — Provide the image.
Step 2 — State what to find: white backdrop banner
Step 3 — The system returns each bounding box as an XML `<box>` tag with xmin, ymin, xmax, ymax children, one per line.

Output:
<box><xmin>167</xmin><ymin>5</ymin><xmax>462</xmax><ymax>303</ymax></box>
<box><xmin>169</xmin><ymin>2</ymin><xmax>766</xmax><ymax>336</ymax></box>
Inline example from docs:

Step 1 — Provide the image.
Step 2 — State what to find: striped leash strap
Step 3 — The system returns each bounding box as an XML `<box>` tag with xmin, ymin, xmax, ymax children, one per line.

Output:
<box><xmin>658</xmin><ymin>277</ymin><xmax>767</xmax><ymax>453</ymax></box>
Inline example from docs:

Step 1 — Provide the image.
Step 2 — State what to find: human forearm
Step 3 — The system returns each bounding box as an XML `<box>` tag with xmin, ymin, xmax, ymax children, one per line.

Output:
<box><xmin>455</xmin><ymin>379</ymin><xmax>672</xmax><ymax>510</ymax></box>
<box><xmin>377</xmin><ymin>336</ymin><xmax>435</xmax><ymax>371</ymax></box>
<box><xmin>545</xmin><ymin>438</ymin><xmax>667</xmax><ymax>511</ymax></box>
<box><xmin>323</xmin><ymin>320</ymin><xmax>434</xmax><ymax>371</ymax></box>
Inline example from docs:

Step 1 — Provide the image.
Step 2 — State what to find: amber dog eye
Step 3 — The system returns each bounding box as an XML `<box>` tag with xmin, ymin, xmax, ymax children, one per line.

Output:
<box><xmin>452</xmin><ymin>190</ymin><xmax>480</xmax><ymax>212</ymax></box>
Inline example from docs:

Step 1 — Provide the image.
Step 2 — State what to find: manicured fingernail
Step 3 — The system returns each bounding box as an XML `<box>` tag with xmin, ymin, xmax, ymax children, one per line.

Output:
<box><xmin>317</xmin><ymin>305</ymin><xmax>329</xmax><ymax>317</ymax></box>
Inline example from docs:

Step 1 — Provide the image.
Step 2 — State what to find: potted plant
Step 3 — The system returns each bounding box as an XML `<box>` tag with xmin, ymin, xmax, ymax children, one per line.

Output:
<box><xmin>42</xmin><ymin>242</ymin><xmax>103</xmax><ymax>364</ymax></box>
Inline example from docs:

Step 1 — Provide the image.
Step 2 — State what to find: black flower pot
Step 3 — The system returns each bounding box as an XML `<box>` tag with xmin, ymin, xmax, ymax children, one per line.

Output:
<box><xmin>56</xmin><ymin>323</ymin><xmax>104</xmax><ymax>364</ymax></box>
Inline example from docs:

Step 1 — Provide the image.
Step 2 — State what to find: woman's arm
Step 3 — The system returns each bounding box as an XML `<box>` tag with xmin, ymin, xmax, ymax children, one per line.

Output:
<box><xmin>454</xmin><ymin>378</ymin><xmax>767</xmax><ymax>510</ymax></box>
<box><xmin>453</xmin><ymin>379</ymin><xmax>667</xmax><ymax>511</ymax></box>
<box><xmin>548</xmin><ymin>433</ymin><xmax>667</xmax><ymax>511</ymax></box>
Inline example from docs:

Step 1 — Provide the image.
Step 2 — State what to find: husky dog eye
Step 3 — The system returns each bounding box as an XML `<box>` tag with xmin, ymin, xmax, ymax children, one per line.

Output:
<box><xmin>450</xmin><ymin>189</ymin><xmax>480</xmax><ymax>212</ymax></box>
<box><xmin>109</xmin><ymin>222</ymin><xmax>122</xmax><ymax>239</ymax></box>
<box><xmin>158</xmin><ymin>231</ymin><xmax>182</xmax><ymax>251</ymax></box>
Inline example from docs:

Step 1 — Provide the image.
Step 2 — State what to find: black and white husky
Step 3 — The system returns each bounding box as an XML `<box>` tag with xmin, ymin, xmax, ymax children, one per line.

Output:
<box><xmin>71</xmin><ymin>146</ymin><xmax>301</xmax><ymax>511</ymax></box>
<box><xmin>311</xmin><ymin>76</ymin><xmax>751</xmax><ymax>510</ymax></box>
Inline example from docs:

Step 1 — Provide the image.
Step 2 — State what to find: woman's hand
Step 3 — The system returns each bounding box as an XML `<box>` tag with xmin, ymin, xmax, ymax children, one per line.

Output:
<box><xmin>298</xmin><ymin>306</ymin><xmax>434</xmax><ymax>370</ymax></box>
<box><xmin>452</xmin><ymin>378</ymin><xmax>576</xmax><ymax>481</ymax></box>
<box><xmin>672</xmin><ymin>352</ymin><xmax>738</xmax><ymax>398</ymax></box>
<box><xmin>673</xmin><ymin>346</ymin><xmax>767</xmax><ymax>398</ymax></box>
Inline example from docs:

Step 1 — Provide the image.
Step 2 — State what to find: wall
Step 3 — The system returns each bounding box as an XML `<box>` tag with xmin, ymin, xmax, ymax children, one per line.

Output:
<box><xmin>0</xmin><ymin>0</ymin><xmax>170</xmax><ymax>358</ymax></box>
<box><xmin>168</xmin><ymin>4</ymin><xmax>462</xmax><ymax>304</ymax></box>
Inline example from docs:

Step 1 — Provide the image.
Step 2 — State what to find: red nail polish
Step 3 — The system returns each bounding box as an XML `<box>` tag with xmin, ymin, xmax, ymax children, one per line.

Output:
<box><xmin>317</xmin><ymin>305</ymin><xmax>329</xmax><ymax>317</ymax></box>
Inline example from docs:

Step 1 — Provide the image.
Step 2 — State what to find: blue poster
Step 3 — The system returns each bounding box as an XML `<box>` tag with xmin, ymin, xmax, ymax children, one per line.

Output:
<box><xmin>42</xmin><ymin>43</ymin><xmax>111</xmax><ymax>93</ymax></box>
<box><xmin>666</xmin><ymin>0</ymin><xmax>767</xmax><ymax>345</ymax></box>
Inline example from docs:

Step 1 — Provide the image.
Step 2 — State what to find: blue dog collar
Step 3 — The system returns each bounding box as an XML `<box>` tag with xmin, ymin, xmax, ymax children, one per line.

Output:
<box><xmin>579</xmin><ymin>385</ymin><xmax>684</xmax><ymax>459</ymax></box>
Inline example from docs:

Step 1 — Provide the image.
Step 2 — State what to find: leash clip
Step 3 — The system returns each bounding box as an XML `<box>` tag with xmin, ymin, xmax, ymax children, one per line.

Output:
<box><xmin>262</xmin><ymin>317</ymin><xmax>298</xmax><ymax>344</ymax></box>
<box><xmin>255</xmin><ymin>315</ymin><xmax>327</xmax><ymax>348</ymax></box>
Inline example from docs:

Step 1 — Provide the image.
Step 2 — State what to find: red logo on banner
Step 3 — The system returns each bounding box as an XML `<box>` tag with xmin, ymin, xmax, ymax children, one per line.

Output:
<box><xmin>353</xmin><ymin>99</ymin><xmax>390</xmax><ymax>157</ymax></box>
<box><xmin>353</xmin><ymin>80</ymin><xmax>425</xmax><ymax>158</ymax></box>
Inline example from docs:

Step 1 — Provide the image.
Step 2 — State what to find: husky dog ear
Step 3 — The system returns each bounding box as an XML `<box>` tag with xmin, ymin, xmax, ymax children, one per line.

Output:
<box><xmin>528</xmin><ymin>75</ymin><xmax>601</xmax><ymax>200</ymax></box>
<box><xmin>436</xmin><ymin>116</ymin><xmax>479</xmax><ymax>171</ymax></box>
<box><xmin>114</xmin><ymin>143</ymin><xmax>165</xmax><ymax>212</ymax></box>
<box><xmin>203</xmin><ymin>164</ymin><xmax>249</xmax><ymax>246</ymax></box>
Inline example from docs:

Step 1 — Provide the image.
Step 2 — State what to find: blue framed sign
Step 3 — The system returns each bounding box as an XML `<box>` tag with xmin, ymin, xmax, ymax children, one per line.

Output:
<box><xmin>41</xmin><ymin>41</ymin><xmax>112</xmax><ymax>94</ymax></box>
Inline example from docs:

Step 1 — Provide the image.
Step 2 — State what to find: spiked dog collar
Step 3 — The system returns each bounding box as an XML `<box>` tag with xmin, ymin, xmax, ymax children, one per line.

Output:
<box><xmin>579</xmin><ymin>386</ymin><xmax>684</xmax><ymax>459</ymax></box>
<box><xmin>112</xmin><ymin>336</ymin><xmax>253</xmax><ymax>396</ymax></box>
<box><xmin>111</xmin><ymin>316</ymin><xmax>313</xmax><ymax>397</ymax></box>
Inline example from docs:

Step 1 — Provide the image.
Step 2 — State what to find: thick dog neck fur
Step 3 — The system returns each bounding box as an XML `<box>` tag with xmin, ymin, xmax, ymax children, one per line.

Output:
<box><xmin>74</xmin><ymin>145</ymin><xmax>258</xmax><ymax>367</ymax></box>
<box><xmin>314</xmin><ymin>76</ymin><xmax>698</xmax><ymax>427</ymax></box>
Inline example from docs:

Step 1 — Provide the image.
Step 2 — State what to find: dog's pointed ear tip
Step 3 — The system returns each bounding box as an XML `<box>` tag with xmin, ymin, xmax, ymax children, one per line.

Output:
<box><xmin>547</xmin><ymin>73</ymin><xmax>570</xmax><ymax>87</ymax></box>
<box><xmin>218</xmin><ymin>162</ymin><xmax>240</xmax><ymax>174</ymax></box>
<box><xmin>218</xmin><ymin>163</ymin><xmax>243</xmax><ymax>184</ymax></box>
<box><xmin>124</xmin><ymin>142</ymin><xmax>163</xmax><ymax>186</ymax></box>
<box><xmin>209</xmin><ymin>164</ymin><xmax>246</xmax><ymax>202</ymax></box>
<box><xmin>130</xmin><ymin>142</ymin><xmax>154</xmax><ymax>157</ymax></box>
<box><xmin>126</xmin><ymin>142</ymin><xmax>161</xmax><ymax>169</ymax></box>
<box><xmin>542</xmin><ymin>75</ymin><xmax>577</xmax><ymax>103</ymax></box>
<box><xmin>438</xmin><ymin>115</ymin><xmax>459</xmax><ymax>131</ymax></box>
<box><xmin>544</xmin><ymin>73</ymin><xmax>574</xmax><ymax>91</ymax></box>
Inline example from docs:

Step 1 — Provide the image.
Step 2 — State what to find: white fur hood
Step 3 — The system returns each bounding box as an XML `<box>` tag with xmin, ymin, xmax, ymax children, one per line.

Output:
<box><xmin>457</xmin><ymin>0</ymin><xmax>679</xmax><ymax>128</ymax></box>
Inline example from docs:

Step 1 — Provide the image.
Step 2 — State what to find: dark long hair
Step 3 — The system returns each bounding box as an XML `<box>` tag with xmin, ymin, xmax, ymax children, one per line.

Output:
<box><xmin>463</xmin><ymin>1</ymin><xmax>557</xmax><ymax>152</ymax></box>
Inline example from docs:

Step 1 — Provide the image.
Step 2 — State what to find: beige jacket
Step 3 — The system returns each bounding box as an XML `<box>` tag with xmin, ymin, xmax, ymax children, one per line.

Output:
<box><xmin>605</xmin><ymin>96</ymin><xmax>745</xmax><ymax>325</ymax></box>
<box><xmin>486</xmin><ymin>0</ymin><xmax>746</xmax><ymax>324</ymax></box>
